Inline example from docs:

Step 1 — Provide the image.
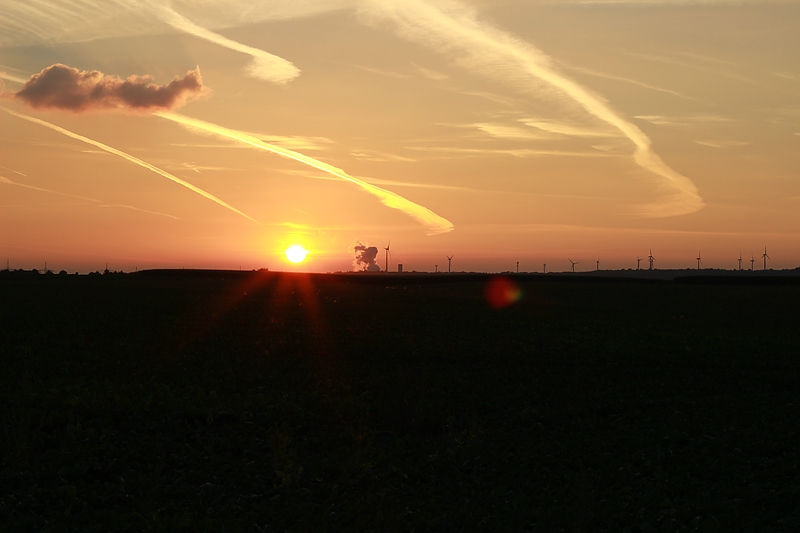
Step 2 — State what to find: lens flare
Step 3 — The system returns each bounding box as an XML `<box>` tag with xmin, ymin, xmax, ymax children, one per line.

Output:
<box><xmin>285</xmin><ymin>245</ymin><xmax>308</xmax><ymax>264</ymax></box>
<box><xmin>485</xmin><ymin>276</ymin><xmax>522</xmax><ymax>309</ymax></box>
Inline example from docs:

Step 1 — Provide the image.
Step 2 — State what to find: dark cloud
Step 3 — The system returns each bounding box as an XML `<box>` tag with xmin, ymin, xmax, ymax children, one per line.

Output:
<box><xmin>353</xmin><ymin>242</ymin><xmax>381</xmax><ymax>272</ymax></box>
<box><xmin>14</xmin><ymin>64</ymin><xmax>204</xmax><ymax>112</ymax></box>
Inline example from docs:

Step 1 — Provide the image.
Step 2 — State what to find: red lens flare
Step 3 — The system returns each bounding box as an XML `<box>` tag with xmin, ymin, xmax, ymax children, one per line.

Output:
<box><xmin>485</xmin><ymin>276</ymin><xmax>522</xmax><ymax>309</ymax></box>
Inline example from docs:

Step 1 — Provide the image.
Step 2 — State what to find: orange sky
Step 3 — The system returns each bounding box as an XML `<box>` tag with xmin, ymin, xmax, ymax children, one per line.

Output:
<box><xmin>2</xmin><ymin>1</ymin><xmax>799</xmax><ymax>272</ymax></box>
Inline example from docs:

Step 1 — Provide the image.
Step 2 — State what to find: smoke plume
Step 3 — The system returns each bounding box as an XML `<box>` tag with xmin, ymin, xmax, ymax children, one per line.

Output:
<box><xmin>14</xmin><ymin>64</ymin><xmax>204</xmax><ymax>112</ymax></box>
<box><xmin>353</xmin><ymin>242</ymin><xmax>381</xmax><ymax>272</ymax></box>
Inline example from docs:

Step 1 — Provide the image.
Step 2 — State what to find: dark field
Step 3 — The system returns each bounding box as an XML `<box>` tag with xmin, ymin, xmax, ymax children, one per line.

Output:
<box><xmin>1</xmin><ymin>271</ymin><xmax>799</xmax><ymax>532</ymax></box>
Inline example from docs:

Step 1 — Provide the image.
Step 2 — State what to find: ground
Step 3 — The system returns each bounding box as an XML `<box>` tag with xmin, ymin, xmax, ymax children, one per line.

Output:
<box><xmin>1</xmin><ymin>270</ymin><xmax>798</xmax><ymax>531</ymax></box>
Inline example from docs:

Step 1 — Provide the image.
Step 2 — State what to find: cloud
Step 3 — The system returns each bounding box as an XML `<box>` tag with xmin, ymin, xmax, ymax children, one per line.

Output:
<box><xmin>694</xmin><ymin>140</ymin><xmax>749</xmax><ymax>148</ymax></box>
<box><xmin>156</xmin><ymin>111</ymin><xmax>454</xmax><ymax>235</ymax></box>
<box><xmin>473</xmin><ymin>123</ymin><xmax>550</xmax><ymax>141</ymax></box>
<box><xmin>520</xmin><ymin>118</ymin><xmax>618</xmax><ymax>138</ymax></box>
<box><xmin>351</xmin><ymin>150</ymin><xmax>417</xmax><ymax>162</ymax></box>
<box><xmin>151</xmin><ymin>5</ymin><xmax>300</xmax><ymax>84</ymax></box>
<box><xmin>634</xmin><ymin>114</ymin><xmax>734</xmax><ymax>127</ymax></box>
<box><xmin>355</xmin><ymin>65</ymin><xmax>413</xmax><ymax>79</ymax></box>
<box><xmin>564</xmin><ymin>65</ymin><xmax>694</xmax><ymax>100</ymax></box>
<box><xmin>1</xmin><ymin>107</ymin><xmax>258</xmax><ymax>224</ymax></box>
<box><xmin>14</xmin><ymin>64</ymin><xmax>204</xmax><ymax>112</ymax></box>
<box><xmin>411</xmin><ymin>62</ymin><xmax>449</xmax><ymax>81</ymax></box>
<box><xmin>407</xmin><ymin>146</ymin><xmax>619</xmax><ymax>159</ymax></box>
<box><xmin>0</xmin><ymin>0</ymin><xmax>351</xmax><ymax>48</ymax></box>
<box><xmin>359</xmin><ymin>0</ymin><xmax>704</xmax><ymax>217</ymax></box>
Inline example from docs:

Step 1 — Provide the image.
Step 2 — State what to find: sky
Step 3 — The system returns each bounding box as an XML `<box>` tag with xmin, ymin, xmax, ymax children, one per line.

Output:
<box><xmin>1</xmin><ymin>0</ymin><xmax>799</xmax><ymax>273</ymax></box>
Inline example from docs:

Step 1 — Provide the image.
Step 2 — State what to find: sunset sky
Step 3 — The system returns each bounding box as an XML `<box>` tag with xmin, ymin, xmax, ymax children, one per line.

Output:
<box><xmin>2</xmin><ymin>0</ymin><xmax>799</xmax><ymax>273</ymax></box>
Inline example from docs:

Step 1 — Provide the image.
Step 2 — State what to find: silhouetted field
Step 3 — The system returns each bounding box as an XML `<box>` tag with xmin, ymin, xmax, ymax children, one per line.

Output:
<box><xmin>2</xmin><ymin>270</ymin><xmax>799</xmax><ymax>531</ymax></box>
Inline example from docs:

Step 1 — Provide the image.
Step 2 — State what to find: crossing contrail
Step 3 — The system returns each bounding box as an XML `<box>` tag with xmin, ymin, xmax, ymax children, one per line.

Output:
<box><xmin>362</xmin><ymin>0</ymin><xmax>704</xmax><ymax>217</ymax></box>
<box><xmin>155</xmin><ymin>111</ymin><xmax>454</xmax><ymax>235</ymax></box>
<box><xmin>1</xmin><ymin>107</ymin><xmax>259</xmax><ymax>224</ymax></box>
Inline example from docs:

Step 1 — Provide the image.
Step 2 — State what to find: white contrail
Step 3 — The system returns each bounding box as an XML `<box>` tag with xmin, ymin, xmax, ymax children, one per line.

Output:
<box><xmin>155</xmin><ymin>111</ymin><xmax>454</xmax><ymax>235</ymax></box>
<box><xmin>1</xmin><ymin>174</ymin><xmax>99</xmax><ymax>201</ymax></box>
<box><xmin>0</xmin><ymin>175</ymin><xmax>180</xmax><ymax>218</ymax></box>
<box><xmin>1</xmin><ymin>106</ymin><xmax>259</xmax><ymax>224</ymax></box>
<box><xmin>0</xmin><ymin>71</ymin><xmax>28</xmax><ymax>84</ymax></box>
<box><xmin>361</xmin><ymin>0</ymin><xmax>704</xmax><ymax>217</ymax></box>
<box><xmin>151</xmin><ymin>4</ymin><xmax>300</xmax><ymax>84</ymax></box>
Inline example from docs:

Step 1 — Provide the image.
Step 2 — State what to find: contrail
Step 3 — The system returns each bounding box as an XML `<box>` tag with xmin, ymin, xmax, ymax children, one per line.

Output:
<box><xmin>363</xmin><ymin>0</ymin><xmax>704</xmax><ymax>217</ymax></box>
<box><xmin>0</xmin><ymin>174</ymin><xmax>99</xmax><ymax>202</ymax></box>
<box><xmin>1</xmin><ymin>107</ymin><xmax>259</xmax><ymax>224</ymax></box>
<box><xmin>151</xmin><ymin>4</ymin><xmax>300</xmax><ymax>84</ymax></box>
<box><xmin>0</xmin><ymin>175</ymin><xmax>180</xmax><ymax>218</ymax></box>
<box><xmin>0</xmin><ymin>71</ymin><xmax>28</xmax><ymax>84</ymax></box>
<box><xmin>155</xmin><ymin>111</ymin><xmax>454</xmax><ymax>235</ymax></box>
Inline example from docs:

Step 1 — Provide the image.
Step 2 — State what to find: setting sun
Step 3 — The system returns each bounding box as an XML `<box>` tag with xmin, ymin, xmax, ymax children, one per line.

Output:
<box><xmin>285</xmin><ymin>245</ymin><xmax>309</xmax><ymax>264</ymax></box>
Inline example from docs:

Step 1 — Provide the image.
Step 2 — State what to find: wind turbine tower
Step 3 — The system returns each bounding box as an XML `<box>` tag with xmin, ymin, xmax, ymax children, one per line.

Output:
<box><xmin>696</xmin><ymin>252</ymin><xmax>701</xmax><ymax>270</ymax></box>
<box><xmin>648</xmin><ymin>249</ymin><xmax>655</xmax><ymax>271</ymax></box>
<box><xmin>738</xmin><ymin>254</ymin><xmax>742</xmax><ymax>271</ymax></box>
<box><xmin>543</xmin><ymin>263</ymin><xmax>546</xmax><ymax>274</ymax></box>
<box><xmin>569</xmin><ymin>259</ymin><xmax>580</xmax><ymax>273</ymax></box>
<box><xmin>636</xmin><ymin>256</ymin><xmax>642</xmax><ymax>270</ymax></box>
<box><xmin>596</xmin><ymin>259</ymin><xmax>600</xmax><ymax>271</ymax></box>
<box><xmin>446</xmin><ymin>255</ymin><xmax>453</xmax><ymax>273</ymax></box>
<box><xmin>750</xmin><ymin>255</ymin><xmax>755</xmax><ymax>271</ymax></box>
<box><xmin>762</xmin><ymin>247</ymin><xmax>770</xmax><ymax>270</ymax></box>
<box><xmin>384</xmin><ymin>241</ymin><xmax>391</xmax><ymax>273</ymax></box>
<box><xmin>516</xmin><ymin>261</ymin><xmax>519</xmax><ymax>274</ymax></box>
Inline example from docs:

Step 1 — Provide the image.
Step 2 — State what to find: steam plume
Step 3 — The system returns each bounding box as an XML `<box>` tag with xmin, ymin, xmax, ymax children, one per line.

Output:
<box><xmin>155</xmin><ymin>111</ymin><xmax>454</xmax><ymax>235</ymax></box>
<box><xmin>152</xmin><ymin>5</ymin><xmax>300</xmax><ymax>84</ymax></box>
<box><xmin>353</xmin><ymin>242</ymin><xmax>381</xmax><ymax>271</ymax></box>
<box><xmin>1</xmin><ymin>107</ymin><xmax>258</xmax><ymax>224</ymax></box>
<box><xmin>14</xmin><ymin>64</ymin><xmax>203</xmax><ymax>112</ymax></box>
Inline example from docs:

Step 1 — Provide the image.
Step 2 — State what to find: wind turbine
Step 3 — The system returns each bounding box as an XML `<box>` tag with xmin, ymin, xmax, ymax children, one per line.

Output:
<box><xmin>750</xmin><ymin>254</ymin><xmax>755</xmax><ymax>271</ymax></box>
<box><xmin>738</xmin><ymin>254</ymin><xmax>742</xmax><ymax>271</ymax></box>
<box><xmin>543</xmin><ymin>263</ymin><xmax>546</xmax><ymax>274</ymax></box>
<box><xmin>762</xmin><ymin>246</ymin><xmax>770</xmax><ymax>270</ymax></box>
<box><xmin>636</xmin><ymin>255</ymin><xmax>642</xmax><ymax>270</ymax></box>
<box><xmin>648</xmin><ymin>249</ymin><xmax>655</xmax><ymax>271</ymax></box>
<box><xmin>596</xmin><ymin>259</ymin><xmax>600</xmax><ymax>271</ymax></box>
<box><xmin>696</xmin><ymin>252</ymin><xmax>701</xmax><ymax>270</ymax></box>
<box><xmin>384</xmin><ymin>241</ymin><xmax>391</xmax><ymax>273</ymax></box>
<box><xmin>516</xmin><ymin>261</ymin><xmax>519</xmax><ymax>274</ymax></box>
<box><xmin>568</xmin><ymin>259</ymin><xmax>580</xmax><ymax>273</ymax></box>
<box><xmin>446</xmin><ymin>255</ymin><xmax>453</xmax><ymax>273</ymax></box>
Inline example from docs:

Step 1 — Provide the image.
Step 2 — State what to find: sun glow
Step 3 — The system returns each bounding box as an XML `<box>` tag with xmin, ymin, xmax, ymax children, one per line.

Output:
<box><xmin>285</xmin><ymin>245</ymin><xmax>309</xmax><ymax>264</ymax></box>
